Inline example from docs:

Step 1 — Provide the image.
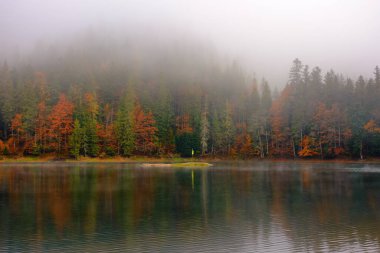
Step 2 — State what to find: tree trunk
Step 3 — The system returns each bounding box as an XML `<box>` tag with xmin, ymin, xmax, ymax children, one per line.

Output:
<box><xmin>292</xmin><ymin>138</ymin><xmax>296</xmax><ymax>159</ymax></box>
<box><xmin>360</xmin><ymin>140</ymin><xmax>363</xmax><ymax>160</ymax></box>
<box><xmin>265</xmin><ymin>130</ymin><xmax>269</xmax><ymax>157</ymax></box>
<box><xmin>258</xmin><ymin>130</ymin><xmax>263</xmax><ymax>158</ymax></box>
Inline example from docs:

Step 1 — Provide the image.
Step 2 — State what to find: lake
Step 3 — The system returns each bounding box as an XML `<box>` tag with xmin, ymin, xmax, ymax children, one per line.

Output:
<box><xmin>0</xmin><ymin>162</ymin><xmax>379</xmax><ymax>252</ymax></box>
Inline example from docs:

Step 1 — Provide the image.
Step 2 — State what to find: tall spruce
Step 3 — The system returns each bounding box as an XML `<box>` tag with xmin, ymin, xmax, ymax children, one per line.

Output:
<box><xmin>115</xmin><ymin>87</ymin><xmax>135</xmax><ymax>156</ymax></box>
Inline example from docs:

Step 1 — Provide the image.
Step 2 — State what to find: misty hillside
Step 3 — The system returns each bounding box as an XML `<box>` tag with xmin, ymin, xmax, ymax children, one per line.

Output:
<box><xmin>0</xmin><ymin>30</ymin><xmax>380</xmax><ymax>159</ymax></box>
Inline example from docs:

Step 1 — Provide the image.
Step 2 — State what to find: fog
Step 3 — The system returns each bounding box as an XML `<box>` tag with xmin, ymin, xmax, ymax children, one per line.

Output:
<box><xmin>1</xmin><ymin>0</ymin><xmax>380</xmax><ymax>86</ymax></box>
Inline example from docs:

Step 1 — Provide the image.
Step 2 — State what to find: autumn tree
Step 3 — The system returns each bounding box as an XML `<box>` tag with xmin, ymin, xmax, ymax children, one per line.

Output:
<box><xmin>233</xmin><ymin>123</ymin><xmax>255</xmax><ymax>159</ymax></box>
<box><xmin>9</xmin><ymin>114</ymin><xmax>23</xmax><ymax>154</ymax></box>
<box><xmin>48</xmin><ymin>94</ymin><xmax>74</xmax><ymax>155</ymax></box>
<box><xmin>298</xmin><ymin>136</ymin><xmax>319</xmax><ymax>157</ymax></box>
<box><xmin>97</xmin><ymin>103</ymin><xmax>117</xmax><ymax>156</ymax></box>
<box><xmin>133</xmin><ymin>102</ymin><xmax>158</xmax><ymax>155</ymax></box>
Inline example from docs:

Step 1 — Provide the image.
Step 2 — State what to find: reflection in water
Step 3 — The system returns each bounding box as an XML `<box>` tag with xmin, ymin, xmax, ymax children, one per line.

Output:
<box><xmin>0</xmin><ymin>162</ymin><xmax>379</xmax><ymax>252</ymax></box>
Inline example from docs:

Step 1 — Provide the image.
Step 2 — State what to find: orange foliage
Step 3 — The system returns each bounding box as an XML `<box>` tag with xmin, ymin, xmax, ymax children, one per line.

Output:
<box><xmin>298</xmin><ymin>136</ymin><xmax>319</xmax><ymax>157</ymax></box>
<box><xmin>48</xmin><ymin>94</ymin><xmax>74</xmax><ymax>154</ymax></box>
<box><xmin>9</xmin><ymin>114</ymin><xmax>24</xmax><ymax>154</ymax></box>
<box><xmin>133</xmin><ymin>103</ymin><xmax>158</xmax><ymax>155</ymax></box>
<box><xmin>233</xmin><ymin>123</ymin><xmax>255</xmax><ymax>158</ymax></box>
<box><xmin>96</xmin><ymin>123</ymin><xmax>117</xmax><ymax>155</ymax></box>
<box><xmin>270</xmin><ymin>85</ymin><xmax>293</xmax><ymax>157</ymax></box>
<box><xmin>0</xmin><ymin>139</ymin><xmax>5</xmax><ymax>153</ymax></box>
<box><xmin>6</xmin><ymin>137</ymin><xmax>16</xmax><ymax>154</ymax></box>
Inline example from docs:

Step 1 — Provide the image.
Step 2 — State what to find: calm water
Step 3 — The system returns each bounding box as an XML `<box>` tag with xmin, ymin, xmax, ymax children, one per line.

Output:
<box><xmin>0</xmin><ymin>162</ymin><xmax>379</xmax><ymax>252</ymax></box>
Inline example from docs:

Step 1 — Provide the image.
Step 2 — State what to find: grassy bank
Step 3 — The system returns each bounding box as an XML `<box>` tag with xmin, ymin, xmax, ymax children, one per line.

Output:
<box><xmin>0</xmin><ymin>156</ymin><xmax>217</xmax><ymax>164</ymax></box>
<box><xmin>1</xmin><ymin>156</ymin><xmax>380</xmax><ymax>164</ymax></box>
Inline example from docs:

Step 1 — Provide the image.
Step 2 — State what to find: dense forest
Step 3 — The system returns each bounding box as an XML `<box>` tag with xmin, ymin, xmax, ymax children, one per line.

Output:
<box><xmin>0</xmin><ymin>32</ymin><xmax>379</xmax><ymax>160</ymax></box>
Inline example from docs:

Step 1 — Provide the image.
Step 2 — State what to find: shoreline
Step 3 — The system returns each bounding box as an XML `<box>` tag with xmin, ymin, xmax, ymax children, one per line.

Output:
<box><xmin>1</xmin><ymin>156</ymin><xmax>380</xmax><ymax>164</ymax></box>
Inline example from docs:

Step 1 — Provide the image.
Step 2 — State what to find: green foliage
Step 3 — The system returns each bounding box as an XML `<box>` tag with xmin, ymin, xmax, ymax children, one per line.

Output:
<box><xmin>82</xmin><ymin>116</ymin><xmax>99</xmax><ymax>157</ymax></box>
<box><xmin>3</xmin><ymin>146</ymin><xmax>9</xmax><ymax>156</ymax></box>
<box><xmin>154</xmin><ymin>84</ymin><xmax>175</xmax><ymax>153</ymax></box>
<box><xmin>175</xmin><ymin>133</ymin><xmax>198</xmax><ymax>157</ymax></box>
<box><xmin>115</xmin><ymin>87</ymin><xmax>135</xmax><ymax>157</ymax></box>
<box><xmin>69</xmin><ymin>119</ymin><xmax>83</xmax><ymax>159</ymax></box>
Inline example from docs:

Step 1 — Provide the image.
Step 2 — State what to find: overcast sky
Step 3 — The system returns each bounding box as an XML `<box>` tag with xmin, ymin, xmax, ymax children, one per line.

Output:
<box><xmin>1</xmin><ymin>0</ymin><xmax>380</xmax><ymax>86</ymax></box>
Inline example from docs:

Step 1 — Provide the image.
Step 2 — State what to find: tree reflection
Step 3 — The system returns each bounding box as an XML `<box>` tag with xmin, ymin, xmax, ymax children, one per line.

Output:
<box><xmin>0</xmin><ymin>163</ymin><xmax>379</xmax><ymax>252</ymax></box>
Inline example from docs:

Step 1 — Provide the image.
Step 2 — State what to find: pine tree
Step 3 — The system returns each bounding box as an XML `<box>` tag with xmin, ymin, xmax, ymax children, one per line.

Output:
<box><xmin>82</xmin><ymin>93</ymin><xmax>99</xmax><ymax>157</ymax></box>
<box><xmin>374</xmin><ymin>66</ymin><xmax>380</xmax><ymax>87</ymax></box>
<box><xmin>222</xmin><ymin>101</ymin><xmax>235</xmax><ymax>155</ymax></box>
<box><xmin>69</xmin><ymin>119</ymin><xmax>82</xmax><ymax>159</ymax></box>
<box><xmin>0</xmin><ymin>63</ymin><xmax>14</xmax><ymax>139</ymax></box>
<box><xmin>154</xmin><ymin>84</ymin><xmax>174</xmax><ymax>154</ymax></box>
<box><xmin>210</xmin><ymin>109</ymin><xmax>222</xmax><ymax>155</ymax></box>
<box><xmin>260</xmin><ymin>79</ymin><xmax>272</xmax><ymax>157</ymax></box>
<box><xmin>115</xmin><ymin>87</ymin><xmax>135</xmax><ymax>156</ymax></box>
<box><xmin>289</xmin><ymin>58</ymin><xmax>303</xmax><ymax>86</ymax></box>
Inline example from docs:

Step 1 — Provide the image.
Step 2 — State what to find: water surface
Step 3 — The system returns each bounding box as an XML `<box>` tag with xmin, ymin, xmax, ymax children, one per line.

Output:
<box><xmin>0</xmin><ymin>162</ymin><xmax>379</xmax><ymax>252</ymax></box>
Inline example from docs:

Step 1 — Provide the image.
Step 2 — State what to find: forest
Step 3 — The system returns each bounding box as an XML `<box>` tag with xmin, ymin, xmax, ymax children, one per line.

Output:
<box><xmin>0</xmin><ymin>32</ymin><xmax>380</xmax><ymax>160</ymax></box>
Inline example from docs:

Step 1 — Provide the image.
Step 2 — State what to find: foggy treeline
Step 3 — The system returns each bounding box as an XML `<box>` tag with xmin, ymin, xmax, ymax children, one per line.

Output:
<box><xmin>0</xmin><ymin>31</ymin><xmax>379</xmax><ymax>159</ymax></box>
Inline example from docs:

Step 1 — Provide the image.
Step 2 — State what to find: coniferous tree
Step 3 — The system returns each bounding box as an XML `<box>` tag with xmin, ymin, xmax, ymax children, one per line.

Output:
<box><xmin>154</xmin><ymin>84</ymin><xmax>175</xmax><ymax>154</ymax></box>
<box><xmin>115</xmin><ymin>87</ymin><xmax>135</xmax><ymax>156</ymax></box>
<box><xmin>222</xmin><ymin>101</ymin><xmax>235</xmax><ymax>155</ymax></box>
<box><xmin>69</xmin><ymin>119</ymin><xmax>82</xmax><ymax>159</ymax></box>
<box><xmin>82</xmin><ymin>93</ymin><xmax>99</xmax><ymax>157</ymax></box>
<box><xmin>0</xmin><ymin>63</ymin><xmax>14</xmax><ymax>139</ymax></box>
<box><xmin>200</xmin><ymin>95</ymin><xmax>209</xmax><ymax>155</ymax></box>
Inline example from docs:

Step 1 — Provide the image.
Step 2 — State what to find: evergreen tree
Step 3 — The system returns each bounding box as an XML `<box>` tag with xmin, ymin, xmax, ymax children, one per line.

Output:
<box><xmin>115</xmin><ymin>87</ymin><xmax>135</xmax><ymax>156</ymax></box>
<box><xmin>222</xmin><ymin>101</ymin><xmax>235</xmax><ymax>155</ymax></box>
<box><xmin>289</xmin><ymin>58</ymin><xmax>303</xmax><ymax>86</ymax></box>
<box><xmin>154</xmin><ymin>84</ymin><xmax>175</xmax><ymax>154</ymax></box>
<box><xmin>0</xmin><ymin>63</ymin><xmax>14</xmax><ymax>139</ymax></box>
<box><xmin>82</xmin><ymin>93</ymin><xmax>99</xmax><ymax>157</ymax></box>
<box><xmin>374</xmin><ymin>66</ymin><xmax>380</xmax><ymax>87</ymax></box>
<box><xmin>69</xmin><ymin>119</ymin><xmax>83</xmax><ymax>159</ymax></box>
<box><xmin>260</xmin><ymin>79</ymin><xmax>272</xmax><ymax>156</ymax></box>
<box><xmin>210</xmin><ymin>109</ymin><xmax>222</xmax><ymax>155</ymax></box>
<box><xmin>200</xmin><ymin>95</ymin><xmax>209</xmax><ymax>155</ymax></box>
